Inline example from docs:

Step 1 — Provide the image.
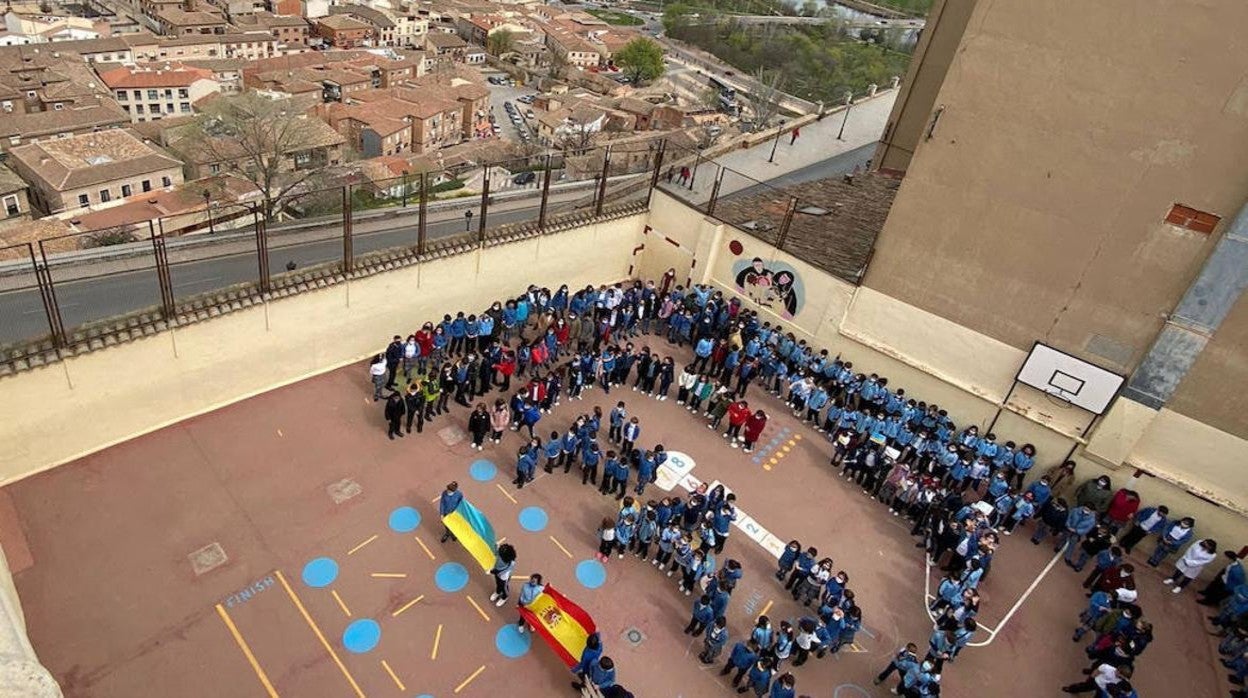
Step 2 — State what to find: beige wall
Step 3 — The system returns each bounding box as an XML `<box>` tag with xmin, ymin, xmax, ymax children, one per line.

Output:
<box><xmin>863</xmin><ymin>0</ymin><xmax>1248</xmax><ymax>389</ymax></box>
<box><xmin>0</xmin><ymin>213</ymin><xmax>646</xmax><ymax>485</ymax></box>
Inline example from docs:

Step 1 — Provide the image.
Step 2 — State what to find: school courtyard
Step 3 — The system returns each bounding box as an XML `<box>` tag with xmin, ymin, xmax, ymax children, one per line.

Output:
<box><xmin>0</xmin><ymin>345</ymin><xmax>1229</xmax><ymax>698</ymax></box>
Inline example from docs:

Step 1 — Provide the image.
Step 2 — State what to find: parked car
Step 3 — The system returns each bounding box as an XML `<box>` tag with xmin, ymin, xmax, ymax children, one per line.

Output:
<box><xmin>513</xmin><ymin>171</ymin><xmax>536</xmax><ymax>185</ymax></box>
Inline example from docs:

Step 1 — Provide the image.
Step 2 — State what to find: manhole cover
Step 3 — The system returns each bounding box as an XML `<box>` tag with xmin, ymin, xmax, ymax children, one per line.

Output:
<box><xmin>438</xmin><ymin>426</ymin><xmax>465</xmax><ymax>446</ymax></box>
<box><xmin>621</xmin><ymin>627</ymin><xmax>645</xmax><ymax>647</ymax></box>
<box><xmin>327</xmin><ymin>478</ymin><xmax>362</xmax><ymax>504</ymax></box>
<box><xmin>188</xmin><ymin>542</ymin><xmax>228</xmax><ymax>576</ymax></box>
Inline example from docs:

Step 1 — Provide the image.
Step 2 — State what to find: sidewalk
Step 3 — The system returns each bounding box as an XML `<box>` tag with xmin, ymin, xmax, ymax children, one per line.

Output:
<box><xmin>670</xmin><ymin>89</ymin><xmax>897</xmax><ymax>203</ymax></box>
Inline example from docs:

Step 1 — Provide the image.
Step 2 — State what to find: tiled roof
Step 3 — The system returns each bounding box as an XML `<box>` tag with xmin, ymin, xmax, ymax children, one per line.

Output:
<box><xmin>711</xmin><ymin>172</ymin><xmax>900</xmax><ymax>284</ymax></box>
<box><xmin>317</xmin><ymin>14</ymin><xmax>372</xmax><ymax>32</ymax></box>
<box><xmin>9</xmin><ymin>129</ymin><xmax>183</xmax><ymax>191</ymax></box>
<box><xmin>0</xmin><ymin>100</ymin><xmax>129</xmax><ymax>139</ymax></box>
<box><xmin>99</xmin><ymin>66</ymin><xmax>215</xmax><ymax>89</ymax></box>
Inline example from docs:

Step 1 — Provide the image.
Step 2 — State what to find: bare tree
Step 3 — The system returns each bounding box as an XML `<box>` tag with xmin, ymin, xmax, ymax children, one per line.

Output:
<box><xmin>179</xmin><ymin>93</ymin><xmax>335</xmax><ymax>221</ymax></box>
<box><xmin>743</xmin><ymin>68</ymin><xmax>787</xmax><ymax>128</ymax></box>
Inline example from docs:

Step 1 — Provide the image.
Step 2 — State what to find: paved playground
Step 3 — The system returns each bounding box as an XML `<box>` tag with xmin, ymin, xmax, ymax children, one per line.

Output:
<box><xmin>0</xmin><ymin>342</ymin><xmax>1229</xmax><ymax>697</ymax></box>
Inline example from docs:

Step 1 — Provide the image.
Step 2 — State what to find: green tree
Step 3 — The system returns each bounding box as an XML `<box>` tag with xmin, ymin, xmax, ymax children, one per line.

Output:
<box><xmin>613</xmin><ymin>37</ymin><xmax>665</xmax><ymax>86</ymax></box>
<box><xmin>486</xmin><ymin>29</ymin><xmax>515</xmax><ymax>56</ymax></box>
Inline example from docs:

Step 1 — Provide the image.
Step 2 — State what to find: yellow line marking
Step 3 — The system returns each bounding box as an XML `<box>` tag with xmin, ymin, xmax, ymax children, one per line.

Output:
<box><xmin>496</xmin><ymin>537</ymin><xmax>507</xmax><ymax>545</ymax></box>
<box><xmin>431</xmin><ymin>624</ymin><xmax>443</xmax><ymax>660</ymax></box>
<box><xmin>549</xmin><ymin>535</ymin><xmax>573</xmax><ymax>559</ymax></box>
<box><xmin>392</xmin><ymin>595</ymin><xmax>425</xmax><ymax>617</ymax></box>
<box><xmin>348</xmin><ymin>534</ymin><xmax>379</xmax><ymax>555</ymax></box>
<box><xmin>454</xmin><ymin>665</ymin><xmax>486</xmax><ymax>694</ymax></box>
<box><xmin>430</xmin><ymin>495</ymin><xmax>440</xmax><ymax>503</ymax></box>
<box><xmin>215</xmin><ymin>604</ymin><xmax>280</xmax><ymax>698</ymax></box>
<box><xmin>365</xmin><ymin>397</ymin><xmax>371</xmax><ymax>404</ymax></box>
<box><xmin>370</xmin><ymin>572</ymin><xmax>407</xmax><ymax>578</ymax></box>
<box><xmin>277</xmin><ymin>429</ymin><xmax>284</xmax><ymax>437</ymax></box>
<box><xmin>275</xmin><ymin>570</ymin><xmax>365</xmax><ymax>698</ymax></box>
<box><xmin>769</xmin><ymin>457</ymin><xmax>778</xmax><ymax>464</ymax></box>
<box><xmin>331</xmin><ymin>589</ymin><xmax>351</xmax><ymax>617</ymax></box>
<box><xmin>381</xmin><ymin>659</ymin><xmax>406</xmax><ymax>691</ymax></box>
<box><xmin>763</xmin><ymin>465</ymin><xmax>772</xmax><ymax>471</ymax></box>
<box><xmin>414</xmin><ymin>536</ymin><xmax>436</xmax><ymax>561</ymax></box>
<box><xmin>466</xmin><ymin>595</ymin><xmax>491</xmax><ymax>621</ymax></box>
<box><xmin>759</xmin><ymin>600</ymin><xmax>773</xmax><ymax>619</ymax></box>
<box><xmin>496</xmin><ymin>483</ymin><xmax>518</xmax><ymax>504</ymax></box>
<box><xmin>794</xmin><ymin>433</ymin><xmax>802</xmax><ymax>440</ymax></box>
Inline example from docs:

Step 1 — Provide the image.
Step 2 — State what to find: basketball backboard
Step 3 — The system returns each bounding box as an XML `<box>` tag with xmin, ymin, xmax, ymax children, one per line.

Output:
<box><xmin>1016</xmin><ymin>342</ymin><xmax>1125</xmax><ymax>415</ymax></box>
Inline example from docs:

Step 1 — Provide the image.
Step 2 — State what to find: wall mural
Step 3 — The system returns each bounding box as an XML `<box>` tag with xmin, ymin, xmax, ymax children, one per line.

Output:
<box><xmin>730</xmin><ymin>252</ymin><xmax>805</xmax><ymax>319</ymax></box>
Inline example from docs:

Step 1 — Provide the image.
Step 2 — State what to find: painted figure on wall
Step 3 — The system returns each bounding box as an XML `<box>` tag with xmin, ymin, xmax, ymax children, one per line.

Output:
<box><xmin>732</xmin><ymin>256</ymin><xmax>803</xmax><ymax>319</ymax></box>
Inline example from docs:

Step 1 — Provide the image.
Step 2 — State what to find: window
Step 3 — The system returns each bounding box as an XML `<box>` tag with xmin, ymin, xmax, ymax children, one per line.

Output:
<box><xmin>1</xmin><ymin>101</ymin><xmax>10</xmax><ymax>113</ymax></box>
<box><xmin>166</xmin><ymin>103</ymin><xmax>175</xmax><ymax>114</ymax></box>
<box><xmin>1166</xmin><ymin>204</ymin><xmax>1220</xmax><ymax>234</ymax></box>
<box><xmin>121</xmin><ymin>184</ymin><xmax>132</xmax><ymax>197</ymax></box>
<box><xmin>78</xmin><ymin>193</ymin><xmax>89</xmax><ymax>207</ymax></box>
<box><xmin>7</xmin><ymin>136</ymin><xmax>17</xmax><ymax>146</ymax></box>
<box><xmin>141</xmin><ymin>180</ymin><xmax>151</xmax><ymax>192</ymax></box>
<box><xmin>133</xmin><ymin>89</ymin><xmax>141</xmax><ymax>99</ymax></box>
<box><xmin>135</xmin><ymin>104</ymin><xmax>144</xmax><ymax>114</ymax></box>
<box><xmin>100</xmin><ymin>189</ymin><xmax>111</xmax><ymax>202</ymax></box>
<box><xmin>26</xmin><ymin>90</ymin><xmax>35</xmax><ymax>98</ymax></box>
<box><xmin>177</xmin><ymin>88</ymin><xmax>188</xmax><ymax>98</ymax></box>
<box><xmin>164</xmin><ymin>89</ymin><xmax>173</xmax><ymax>99</ymax></box>
<box><xmin>53</xmin><ymin>103</ymin><xmax>63</xmax><ymax>111</ymax></box>
<box><xmin>162</xmin><ymin>176</ymin><xmax>172</xmax><ymax>187</ymax></box>
<box><xmin>209</xmin><ymin>163</ymin><xmax>220</xmax><ymax>174</ymax></box>
<box><xmin>147</xmin><ymin>89</ymin><xmax>158</xmax><ymax>100</ymax></box>
<box><xmin>151</xmin><ymin>104</ymin><xmax>161</xmax><ymax>114</ymax></box>
<box><xmin>3</xmin><ymin>195</ymin><xmax>19</xmax><ymax>216</ymax></box>
<box><xmin>116</xmin><ymin>90</ymin><xmax>127</xmax><ymax>100</ymax></box>
<box><xmin>180</xmin><ymin>102</ymin><xmax>191</xmax><ymax>113</ymax></box>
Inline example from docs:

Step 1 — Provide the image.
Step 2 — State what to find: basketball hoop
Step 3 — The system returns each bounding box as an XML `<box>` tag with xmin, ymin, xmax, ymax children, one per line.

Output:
<box><xmin>1045</xmin><ymin>390</ymin><xmax>1074</xmax><ymax>409</ymax></box>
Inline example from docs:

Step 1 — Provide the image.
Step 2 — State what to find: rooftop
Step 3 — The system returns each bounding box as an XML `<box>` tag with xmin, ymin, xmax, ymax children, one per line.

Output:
<box><xmin>9</xmin><ymin>129</ymin><xmax>183</xmax><ymax>191</ymax></box>
<box><xmin>99</xmin><ymin>65</ymin><xmax>216</xmax><ymax>89</ymax></box>
<box><xmin>316</xmin><ymin>14</ymin><xmax>373</xmax><ymax>32</ymax></box>
<box><xmin>0</xmin><ymin>100</ymin><xmax>129</xmax><ymax>139</ymax></box>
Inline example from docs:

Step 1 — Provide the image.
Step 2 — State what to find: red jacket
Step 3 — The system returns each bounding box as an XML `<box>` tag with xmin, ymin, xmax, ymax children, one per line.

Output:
<box><xmin>1105</xmin><ymin>489</ymin><xmax>1140</xmax><ymax>524</ymax></box>
<box><xmin>414</xmin><ymin>329</ymin><xmax>434</xmax><ymax>356</ymax></box>
<box><xmin>494</xmin><ymin>355</ymin><xmax>516</xmax><ymax>376</ymax></box>
<box><xmin>744</xmin><ymin>413</ymin><xmax>767</xmax><ymax>442</ymax></box>
<box><xmin>555</xmin><ymin>323</ymin><xmax>570</xmax><ymax>346</ymax></box>
<box><xmin>728</xmin><ymin>402</ymin><xmax>752</xmax><ymax>427</ymax></box>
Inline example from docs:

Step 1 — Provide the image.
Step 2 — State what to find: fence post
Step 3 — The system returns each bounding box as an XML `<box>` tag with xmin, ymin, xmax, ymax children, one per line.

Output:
<box><xmin>706</xmin><ymin>167</ymin><xmax>725</xmax><ymax>216</ymax></box>
<box><xmin>646</xmin><ymin>139</ymin><xmax>667</xmax><ymax>207</ymax></box>
<box><xmin>342</xmin><ymin>186</ymin><xmax>353</xmax><ymax>272</ymax></box>
<box><xmin>538</xmin><ymin>154</ymin><xmax>552</xmax><ymax>232</ymax></box>
<box><xmin>253</xmin><ymin>206</ymin><xmax>270</xmax><ymax>293</ymax></box>
<box><xmin>149</xmin><ymin>231</ymin><xmax>176</xmax><ymax>321</ymax></box>
<box><xmin>417</xmin><ymin>172</ymin><xmax>428</xmax><ymax>254</ymax></box>
<box><xmin>477</xmin><ymin>165</ymin><xmax>490</xmax><ymax>244</ymax></box>
<box><xmin>31</xmin><ymin>242</ymin><xmax>65</xmax><ymax>348</ymax></box>
<box><xmin>594</xmin><ymin>146</ymin><xmax>611</xmax><ymax>217</ymax></box>
<box><xmin>776</xmin><ymin>196</ymin><xmax>798</xmax><ymax>250</ymax></box>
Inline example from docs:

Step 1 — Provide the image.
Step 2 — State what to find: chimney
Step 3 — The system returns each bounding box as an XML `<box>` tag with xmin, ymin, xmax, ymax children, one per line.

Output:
<box><xmin>842</xmin><ymin>173</ymin><xmax>855</xmax><ymax>185</ymax></box>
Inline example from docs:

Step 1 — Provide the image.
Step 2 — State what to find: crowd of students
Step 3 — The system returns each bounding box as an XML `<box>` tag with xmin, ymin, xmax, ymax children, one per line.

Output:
<box><xmin>376</xmin><ymin>276</ymin><xmax>1235</xmax><ymax>697</ymax></box>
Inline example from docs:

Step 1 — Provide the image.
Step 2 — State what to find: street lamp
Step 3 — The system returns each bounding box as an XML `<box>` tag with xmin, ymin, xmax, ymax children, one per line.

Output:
<box><xmin>401</xmin><ymin>169</ymin><xmax>409</xmax><ymax>207</ymax></box>
<box><xmin>767</xmin><ymin>120</ymin><xmax>786</xmax><ymax>164</ymax></box>
<box><xmin>464</xmin><ymin>209</ymin><xmax>474</xmax><ymax>232</ymax></box>
<box><xmin>836</xmin><ymin>91</ymin><xmax>853</xmax><ymax>141</ymax></box>
<box><xmin>202</xmin><ymin>189</ymin><xmax>214</xmax><ymax>234</ymax></box>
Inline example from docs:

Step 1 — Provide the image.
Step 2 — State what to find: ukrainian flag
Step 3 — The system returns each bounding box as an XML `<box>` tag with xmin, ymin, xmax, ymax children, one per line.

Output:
<box><xmin>518</xmin><ymin>585</ymin><xmax>598</xmax><ymax>667</ymax></box>
<box><xmin>442</xmin><ymin>498</ymin><xmax>498</xmax><ymax>572</ymax></box>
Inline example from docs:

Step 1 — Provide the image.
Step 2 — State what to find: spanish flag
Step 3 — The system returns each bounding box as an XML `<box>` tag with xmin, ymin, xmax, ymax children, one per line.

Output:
<box><xmin>441</xmin><ymin>498</ymin><xmax>498</xmax><ymax>572</ymax></box>
<box><xmin>518</xmin><ymin>585</ymin><xmax>598</xmax><ymax>667</ymax></box>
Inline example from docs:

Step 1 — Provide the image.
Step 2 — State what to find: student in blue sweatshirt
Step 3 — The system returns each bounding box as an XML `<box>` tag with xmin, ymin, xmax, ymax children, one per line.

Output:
<box><xmin>438</xmin><ymin>481</ymin><xmax>462</xmax><ymax>544</ymax></box>
<box><xmin>542</xmin><ymin>431</ymin><xmax>562</xmax><ymax>473</ymax></box>
<box><xmin>742</xmin><ymin>657</ymin><xmax>774</xmax><ymax>696</ymax></box>
<box><xmin>684</xmin><ymin>594</ymin><xmax>715</xmax><ymax>635</ymax></box>
<box><xmin>571</xmin><ymin>655</ymin><xmax>615</xmax><ymax>692</ymax></box>
<box><xmin>699</xmin><ymin>616</ymin><xmax>729</xmax><ymax>664</ymax></box>
<box><xmin>720</xmin><ymin>639</ymin><xmax>760</xmax><ymax>687</ymax></box>
<box><xmin>776</xmin><ymin>540</ymin><xmax>801</xmax><ymax>581</ymax></box>
<box><xmin>515</xmin><ymin>574</ymin><xmax>545</xmax><ymax>634</ymax></box>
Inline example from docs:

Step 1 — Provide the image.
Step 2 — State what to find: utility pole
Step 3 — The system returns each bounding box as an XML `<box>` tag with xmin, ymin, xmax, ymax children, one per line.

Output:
<box><xmin>836</xmin><ymin>91</ymin><xmax>853</xmax><ymax>141</ymax></box>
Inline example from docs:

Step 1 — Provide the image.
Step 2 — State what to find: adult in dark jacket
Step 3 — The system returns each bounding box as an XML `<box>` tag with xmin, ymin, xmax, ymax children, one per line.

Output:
<box><xmin>384</xmin><ymin>392</ymin><xmax>405</xmax><ymax>440</ymax></box>
<box><xmin>468</xmin><ymin>403</ymin><xmax>491</xmax><ymax>451</ymax></box>
<box><xmin>384</xmin><ymin>335</ymin><xmax>403</xmax><ymax>389</ymax></box>
<box><xmin>1074</xmin><ymin>476</ymin><xmax>1113</xmax><ymax>515</ymax></box>
<box><xmin>403</xmin><ymin>382</ymin><xmax>425</xmax><ymax>434</ymax></box>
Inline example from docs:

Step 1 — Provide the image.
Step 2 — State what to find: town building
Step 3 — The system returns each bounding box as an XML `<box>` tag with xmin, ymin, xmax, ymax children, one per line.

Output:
<box><xmin>314</xmin><ymin>15</ymin><xmax>373</xmax><ymax>48</ymax></box>
<box><xmin>99</xmin><ymin>65</ymin><xmax>222</xmax><ymax>123</ymax></box>
<box><xmin>0</xmin><ymin>97</ymin><xmax>129</xmax><ymax>152</ymax></box>
<box><xmin>8</xmin><ymin>129</ymin><xmax>185</xmax><ymax>214</ymax></box>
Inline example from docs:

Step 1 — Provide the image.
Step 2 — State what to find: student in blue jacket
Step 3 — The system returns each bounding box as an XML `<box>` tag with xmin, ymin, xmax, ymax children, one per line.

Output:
<box><xmin>684</xmin><ymin>594</ymin><xmax>715</xmax><ymax>636</ymax></box>
<box><xmin>1148</xmin><ymin>516</ymin><xmax>1196</xmax><ymax>567</ymax></box>
<box><xmin>743</xmin><ymin>657</ymin><xmax>775</xmax><ymax>696</ymax></box>
<box><xmin>515</xmin><ymin>574</ymin><xmax>545</xmax><ymax>634</ymax></box>
<box><xmin>572</xmin><ymin>655</ymin><xmax>615</xmax><ymax>692</ymax></box>
<box><xmin>438</xmin><ymin>481</ymin><xmax>462</xmax><ymax>544</ymax></box>
<box><xmin>720</xmin><ymin>638</ymin><xmax>760</xmax><ymax>687</ymax></box>
<box><xmin>513</xmin><ymin>444</ymin><xmax>537</xmax><ymax>489</ymax></box>
<box><xmin>1118</xmin><ymin>505</ymin><xmax>1169</xmax><ymax>554</ymax></box>
<box><xmin>776</xmin><ymin>540</ymin><xmax>801</xmax><ymax>581</ymax></box>
<box><xmin>768</xmin><ymin>673</ymin><xmax>796</xmax><ymax>698</ymax></box>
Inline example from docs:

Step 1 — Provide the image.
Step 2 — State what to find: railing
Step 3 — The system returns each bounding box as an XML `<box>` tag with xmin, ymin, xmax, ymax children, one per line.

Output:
<box><xmin>0</xmin><ymin>143</ymin><xmax>661</xmax><ymax>361</ymax></box>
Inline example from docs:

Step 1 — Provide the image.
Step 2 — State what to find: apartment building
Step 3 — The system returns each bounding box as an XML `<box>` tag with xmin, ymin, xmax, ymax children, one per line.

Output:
<box><xmin>154</xmin><ymin>9</ymin><xmax>230</xmax><ymax>37</ymax></box>
<box><xmin>0</xmin><ymin>98</ymin><xmax>129</xmax><ymax>152</ymax></box>
<box><xmin>99</xmin><ymin>65</ymin><xmax>222</xmax><ymax>123</ymax></box>
<box><xmin>314</xmin><ymin>15</ymin><xmax>373</xmax><ymax>48</ymax></box>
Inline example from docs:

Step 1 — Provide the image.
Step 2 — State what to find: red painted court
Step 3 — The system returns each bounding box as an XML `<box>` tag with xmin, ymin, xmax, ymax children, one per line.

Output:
<box><xmin>0</xmin><ymin>341</ymin><xmax>1231</xmax><ymax>697</ymax></box>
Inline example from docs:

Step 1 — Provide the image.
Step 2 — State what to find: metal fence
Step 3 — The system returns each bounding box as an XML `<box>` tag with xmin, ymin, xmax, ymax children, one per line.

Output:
<box><xmin>0</xmin><ymin>142</ymin><xmax>661</xmax><ymax>356</ymax></box>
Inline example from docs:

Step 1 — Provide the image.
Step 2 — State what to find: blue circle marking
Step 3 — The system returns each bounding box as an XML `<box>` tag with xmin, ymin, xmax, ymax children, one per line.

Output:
<box><xmin>415</xmin><ymin>695</ymin><xmax>434</xmax><ymax>698</ymax></box>
<box><xmin>576</xmin><ymin>559</ymin><xmax>607</xmax><ymax>589</ymax></box>
<box><xmin>518</xmin><ymin>506</ymin><xmax>548</xmax><ymax>532</ymax></box>
<box><xmin>342</xmin><ymin>619</ymin><xmax>381</xmax><ymax>654</ymax></box>
<box><xmin>470</xmin><ymin>459</ymin><xmax>498</xmax><ymax>482</ymax></box>
<box><xmin>435</xmin><ymin>562</ymin><xmax>469</xmax><ymax>592</ymax></box>
<box><xmin>495</xmin><ymin>623</ymin><xmax>533</xmax><ymax>658</ymax></box>
<box><xmin>388</xmin><ymin>506</ymin><xmax>422</xmax><ymax>533</ymax></box>
<box><xmin>302</xmin><ymin>557</ymin><xmax>339</xmax><ymax>588</ymax></box>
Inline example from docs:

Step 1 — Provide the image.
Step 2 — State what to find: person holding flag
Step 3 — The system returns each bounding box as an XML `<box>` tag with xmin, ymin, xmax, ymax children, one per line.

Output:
<box><xmin>516</xmin><ymin>573</ymin><xmax>545</xmax><ymax>634</ymax></box>
<box><xmin>438</xmin><ymin>482</ymin><xmax>462</xmax><ymax>543</ymax></box>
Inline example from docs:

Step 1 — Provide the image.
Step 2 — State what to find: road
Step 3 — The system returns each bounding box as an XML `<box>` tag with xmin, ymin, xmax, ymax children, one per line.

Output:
<box><xmin>0</xmin><ymin>196</ymin><xmax>587</xmax><ymax>344</ymax></box>
<box><xmin>727</xmin><ymin>142</ymin><xmax>876</xmax><ymax>196</ymax></box>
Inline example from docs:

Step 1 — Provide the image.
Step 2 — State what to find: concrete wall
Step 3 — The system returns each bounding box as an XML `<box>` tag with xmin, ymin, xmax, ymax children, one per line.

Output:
<box><xmin>0</xmin><ymin>213</ymin><xmax>646</xmax><ymax>484</ymax></box>
<box><xmin>645</xmin><ymin>190</ymin><xmax>1248</xmax><ymax>565</ymax></box>
<box><xmin>863</xmin><ymin>0</ymin><xmax>1248</xmax><ymax>388</ymax></box>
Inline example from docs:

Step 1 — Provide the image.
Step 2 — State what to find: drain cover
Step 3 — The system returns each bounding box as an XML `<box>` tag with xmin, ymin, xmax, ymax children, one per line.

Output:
<box><xmin>622</xmin><ymin>627</ymin><xmax>645</xmax><ymax>647</ymax></box>
<box><xmin>189</xmin><ymin>542</ymin><xmax>228</xmax><ymax>576</ymax></box>
<box><xmin>327</xmin><ymin>478</ymin><xmax>362</xmax><ymax>504</ymax></box>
